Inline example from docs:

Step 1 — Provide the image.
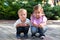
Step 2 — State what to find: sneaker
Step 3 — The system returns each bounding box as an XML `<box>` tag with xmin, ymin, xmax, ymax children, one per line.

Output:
<box><xmin>16</xmin><ymin>36</ymin><xmax>20</xmax><ymax>39</ymax></box>
<box><xmin>40</xmin><ymin>36</ymin><xmax>45</xmax><ymax>39</ymax></box>
<box><xmin>35</xmin><ymin>33</ymin><xmax>40</xmax><ymax>37</ymax></box>
<box><xmin>32</xmin><ymin>34</ymin><xmax>36</xmax><ymax>39</ymax></box>
<box><xmin>24</xmin><ymin>34</ymin><xmax>28</xmax><ymax>38</ymax></box>
<box><xmin>32</xmin><ymin>36</ymin><xmax>36</xmax><ymax>39</ymax></box>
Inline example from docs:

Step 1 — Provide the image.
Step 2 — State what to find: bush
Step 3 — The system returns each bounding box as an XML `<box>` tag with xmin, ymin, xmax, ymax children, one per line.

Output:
<box><xmin>43</xmin><ymin>5</ymin><xmax>60</xmax><ymax>20</ymax></box>
<box><xmin>0</xmin><ymin>0</ymin><xmax>60</xmax><ymax>20</ymax></box>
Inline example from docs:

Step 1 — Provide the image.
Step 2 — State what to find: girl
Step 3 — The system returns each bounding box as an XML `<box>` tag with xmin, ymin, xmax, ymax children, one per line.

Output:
<box><xmin>31</xmin><ymin>4</ymin><xmax>48</xmax><ymax>39</ymax></box>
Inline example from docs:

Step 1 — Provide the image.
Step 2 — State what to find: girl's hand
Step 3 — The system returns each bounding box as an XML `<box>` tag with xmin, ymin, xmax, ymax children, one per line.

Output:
<box><xmin>38</xmin><ymin>23</ymin><xmax>46</xmax><ymax>28</ymax></box>
<box><xmin>38</xmin><ymin>24</ymin><xmax>43</xmax><ymax>28</ymax></box>
<box><xmin>32</xmin><ymin>23</ymin><xmax>38</xmax><ymax>27</ymax></box>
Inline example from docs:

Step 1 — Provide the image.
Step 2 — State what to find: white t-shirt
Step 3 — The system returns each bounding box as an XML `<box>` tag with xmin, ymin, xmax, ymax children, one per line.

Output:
<box><xmin>14</xmin><ymin>18</ymin><xmax>30</xmax><ymax>27</ymax></box>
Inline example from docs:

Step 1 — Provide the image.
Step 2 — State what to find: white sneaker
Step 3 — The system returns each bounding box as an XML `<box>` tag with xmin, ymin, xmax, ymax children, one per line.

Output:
<box><xmin>40</xmin><ymin>36</ymin><xmax>45</xmax><ymax>39</ymax></box>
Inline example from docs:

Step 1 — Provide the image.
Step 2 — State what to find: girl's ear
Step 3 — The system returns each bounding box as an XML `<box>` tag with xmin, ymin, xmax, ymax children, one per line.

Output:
<box><xmin>42</xmin><ymin>13</ymin><xmax>45</xmax><ymax>16</ymax></box>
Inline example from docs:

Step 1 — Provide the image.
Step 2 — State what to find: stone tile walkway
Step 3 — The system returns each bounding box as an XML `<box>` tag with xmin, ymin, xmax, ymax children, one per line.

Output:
<box><xmin>0</xmin><ymin>20</ymin><xmax>60</xmax><ymax>40</ymax></box>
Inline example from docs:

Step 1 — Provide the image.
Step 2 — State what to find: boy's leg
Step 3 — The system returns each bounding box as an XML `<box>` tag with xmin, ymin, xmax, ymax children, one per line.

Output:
<box><xmin>31</xmin><ymin>26</ymin><xmax>38</xmax><ymax>36</ymax></box>
<box><xmin>23</xmin><ymin>26</ymin><xmax>29</xmax><ymax>37</ymax></box>
<box><xmin>16</xmin><ymin>27</ymin><xmax>23</xmax><ymax>38</ymax></box>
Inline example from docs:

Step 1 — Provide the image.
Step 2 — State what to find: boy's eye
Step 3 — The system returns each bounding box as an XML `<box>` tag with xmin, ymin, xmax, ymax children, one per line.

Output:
<box><xmin>21</xmin><ymin>14</ymin><xmax>25</xmax><ymax>16</ymax></box>
<box><xmin>23</xmin><ymin>14</ymin><xmax>25</xmax><ymax>15</ymax></box>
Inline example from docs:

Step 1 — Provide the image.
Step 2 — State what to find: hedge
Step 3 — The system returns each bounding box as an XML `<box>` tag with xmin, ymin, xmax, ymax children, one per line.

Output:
<box><xmin>0</xmin><ymin>0</ymin><xmax>60</xmax><ymax>20</ymax></box>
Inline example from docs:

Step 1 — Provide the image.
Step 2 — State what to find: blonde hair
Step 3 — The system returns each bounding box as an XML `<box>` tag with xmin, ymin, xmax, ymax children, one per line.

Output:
<box><xmin>18</xmin><ymin>8</ymin><xmax>27</xmax><ymax>14</ymax></box>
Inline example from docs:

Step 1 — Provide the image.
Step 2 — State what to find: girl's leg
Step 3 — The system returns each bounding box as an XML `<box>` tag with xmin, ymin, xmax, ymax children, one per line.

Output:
<box><xmin>31</xmin><ymin>26</ymin><xmax>38</xmax><ymax>36</ymax></box>
<box><xmin>38</xmin><ymin>28</ymin><xmax>45</xmax><ymax>36</ymax></box>
<box><xmin>38</xmin><ymin>26</ymin><xmax>48</xmax><ymax>39</ymax></box>
<box><xmin>38</xmin><ymin>26</ymin><xmax>48</xmax><ymax>36</ymax></box>
<box><xmin>43</xmin><ymin>26</ymin><xmax>48</xmax><ymax>33</ymax></box>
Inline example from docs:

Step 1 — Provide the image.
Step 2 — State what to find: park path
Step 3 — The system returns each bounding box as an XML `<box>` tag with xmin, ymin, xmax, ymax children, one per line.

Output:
<box><xmin>0</xmin><ymin>20</ymin><xmax>60</xmax><ymax>40</ymax></box>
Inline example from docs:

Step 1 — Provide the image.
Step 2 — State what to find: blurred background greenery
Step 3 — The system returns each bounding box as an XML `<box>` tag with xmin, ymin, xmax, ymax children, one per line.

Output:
<box><xmin>0</xmin><ymin>0</ymin><xmax>60</xmax><ymax>20</ymax></box>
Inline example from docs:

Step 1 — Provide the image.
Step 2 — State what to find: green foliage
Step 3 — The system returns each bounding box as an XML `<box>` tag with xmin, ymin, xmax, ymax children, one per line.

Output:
<box><xmin>0</xmin><ymin>0</ymin><xmax>60</xmax><ymax>20</ymax></box>
<box><xmin>43</xmin><ymin>5</ymin><xmax>60</xmax><ymax>20</ymax></box>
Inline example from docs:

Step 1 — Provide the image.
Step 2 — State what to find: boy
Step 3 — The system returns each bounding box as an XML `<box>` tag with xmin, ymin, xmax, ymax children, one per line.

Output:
<box><xmin>14</xmin><ymin>9</ymin><xmax>30</xmax><ymax>39</ymax></box>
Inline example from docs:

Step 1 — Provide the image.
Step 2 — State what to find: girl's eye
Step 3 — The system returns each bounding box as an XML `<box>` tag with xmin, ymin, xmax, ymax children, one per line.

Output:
<box><xmin>23</xmin><ymin>14</ymin><xmax>25</xmax><ymax>15</ymax></box>
<box><xmin>38</xmin><ymin>12</ymin><xmax>40</xmax><ymax>13</ymax></box>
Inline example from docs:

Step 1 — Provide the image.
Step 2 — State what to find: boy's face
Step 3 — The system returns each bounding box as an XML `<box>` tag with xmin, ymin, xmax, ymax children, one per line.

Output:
<box><xmin>18</xmin><ymin>10</ymin><xmax>27</xmax><ymax>21</ymax></box>
<box><xmin>33</xmin><ymin>9</ymin><xmax>42</xmax><ymax>18</ymax></box>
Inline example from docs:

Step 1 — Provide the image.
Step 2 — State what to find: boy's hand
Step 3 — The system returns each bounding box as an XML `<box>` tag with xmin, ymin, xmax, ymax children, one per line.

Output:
<box><xmin>16</xmin><ymin>23</ymin><xmax>29</xmax><ymax>27</ymax></box>
<box><xmin>23</xmin><ymin>24</ymin><xmax>29</xmax><ymax>26</ymax></box>
<box><xmin>16</xmin><ymin>23</ymin><xmax>23</xmax><ymax>27</ymax></box>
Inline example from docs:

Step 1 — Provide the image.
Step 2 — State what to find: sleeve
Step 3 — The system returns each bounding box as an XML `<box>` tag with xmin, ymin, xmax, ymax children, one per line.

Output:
<box><xmin>26</xmin><ymin>19</ymin><xmax>31</xmax><ymax>26</ymax></box>
<box><xmin>30</xmin><ymin>15</ymin><xmax>34</xmax><ymax>23</ymax></box>
<box><xmin>14</xmin><ymin>19</ymin><xmax>20</xmax><ymax>27</ymax></box>
<box><xmin>43</xmin><ymin>16</ymin><xmax>47</xmax><ymax>23</ymax></box>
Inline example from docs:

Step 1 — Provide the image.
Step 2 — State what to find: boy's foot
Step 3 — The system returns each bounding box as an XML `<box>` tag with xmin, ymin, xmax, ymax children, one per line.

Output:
<box><xmin>32</xmin><ymin>36</ymin><xmax>36</xmax><ymax>39</ymax></box>
<box><xmin>16</xmin><ymin>36</ymin><xmax>21</xmax><ymax>39</ymax></box>
<box><xmin>32</xmin><ymin>35</ymin><xmax>36</xmax><ymax>39</ymax></box>
<box><xmin>24</xmin><ymin>35</ymin><xmax>28</xmax><ymax>38</ymax></box>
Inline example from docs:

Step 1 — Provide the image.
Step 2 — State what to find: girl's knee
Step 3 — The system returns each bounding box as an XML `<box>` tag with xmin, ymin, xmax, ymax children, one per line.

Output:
<box><xmin>31</xmin><ymin>26</ymin><xmax>37</xmax><ymax>34</ymax></box>
<box><xmin>43</xmin><ymin>26</ymin><xmax>48</xmax><ymax>33</ymax></box>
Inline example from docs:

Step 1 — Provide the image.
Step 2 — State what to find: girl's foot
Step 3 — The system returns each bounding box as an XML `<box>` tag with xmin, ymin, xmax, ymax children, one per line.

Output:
<box><xmin>40</xmin><ymin>36</ymin><xmax>45</xmax><ymax>39</ymax></box>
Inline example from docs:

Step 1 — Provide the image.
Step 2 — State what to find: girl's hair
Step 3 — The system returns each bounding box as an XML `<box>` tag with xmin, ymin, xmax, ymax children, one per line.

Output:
<box><xmin>33</xmin><ymin>4</ymin><xmax>42</xmax><ymax>10</ymax></box>
<box><xmin>33</xmin><ymin>4</ymin><xmax>45</xmax><ymax>15</ymax></box>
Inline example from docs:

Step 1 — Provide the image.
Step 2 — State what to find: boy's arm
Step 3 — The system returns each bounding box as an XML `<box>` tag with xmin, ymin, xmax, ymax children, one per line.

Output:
<box><xmin>14</xmin><ymin>19</ymin><xmax>21</xmax><ymax>27</ymax></box>
<box><xmin>16</xmin><ymin>23</ymin><xmax>29</xmax><ymax>27</ymax></box>
<box><xmin>16</xmin><ymin>23</ymin><xmax>23</xmax><ymax>27</ymax></box>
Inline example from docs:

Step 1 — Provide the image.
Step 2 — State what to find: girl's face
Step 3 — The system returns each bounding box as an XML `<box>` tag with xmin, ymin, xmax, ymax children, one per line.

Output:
<box><xmin>33</xmin><ymin>9</ymin><xmax>43</xmax><ymax>18</ymax></box>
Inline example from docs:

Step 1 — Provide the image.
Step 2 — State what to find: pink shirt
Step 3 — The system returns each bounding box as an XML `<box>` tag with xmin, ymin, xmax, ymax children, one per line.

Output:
<box><xmin>31</xmin><ymin>15</ymin><xmax>47</xmax><ymax>25</ymax></box>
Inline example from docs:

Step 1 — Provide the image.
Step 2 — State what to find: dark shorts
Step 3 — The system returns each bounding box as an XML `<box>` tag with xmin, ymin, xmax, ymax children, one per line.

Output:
<box><xmin>16</xmin><ymin>26</ymin><xmax>29</xmax><ymax>36</ymax></box>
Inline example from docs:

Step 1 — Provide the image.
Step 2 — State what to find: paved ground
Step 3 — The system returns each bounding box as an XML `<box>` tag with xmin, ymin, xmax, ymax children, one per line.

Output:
<box><xmin>0</xmin><ymin>20</ymin><xmax>60</xmax><ymax>40</ymax></box>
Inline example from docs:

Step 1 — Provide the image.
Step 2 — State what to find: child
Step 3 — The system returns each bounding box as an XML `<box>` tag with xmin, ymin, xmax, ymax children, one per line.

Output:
<box><xmin>14</xmin><ymin>9</ymin><xmax>30</xmax><ymax>39</ymax></box>
<box><xmin>31</xmin><ymin>4</ymin><xmax>47</xmax><ymax>39</ymax></box>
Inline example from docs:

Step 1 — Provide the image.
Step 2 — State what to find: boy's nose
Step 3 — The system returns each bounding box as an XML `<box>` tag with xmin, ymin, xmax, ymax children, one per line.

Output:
<box><xmin>22</xmin><ymin>16</ymin><xmax>25</xmax><ymax>18</ymax></box>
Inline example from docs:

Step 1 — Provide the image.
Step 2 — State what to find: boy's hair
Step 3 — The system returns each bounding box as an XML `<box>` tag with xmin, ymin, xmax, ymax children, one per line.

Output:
<box><xmin>18</xmin><ymin>8</ymin><xmax>27</xmax><ymax>14</ymax></box>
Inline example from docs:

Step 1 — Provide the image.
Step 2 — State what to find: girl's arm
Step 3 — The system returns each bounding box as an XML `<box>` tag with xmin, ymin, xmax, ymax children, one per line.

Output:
<box><xmin>38</xmin><ymin>16</ymin><xmax>47</xmax><ymax>28</ymax></box>
<box><xmin>38</xmin><ymin>22</ymin><xmax>47</xmax><ymax>28</ymax></box>
<box><xmin>32</xmin><ymin>22</ymin><xmax>38</xmax><ymax>27</ymax></box>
